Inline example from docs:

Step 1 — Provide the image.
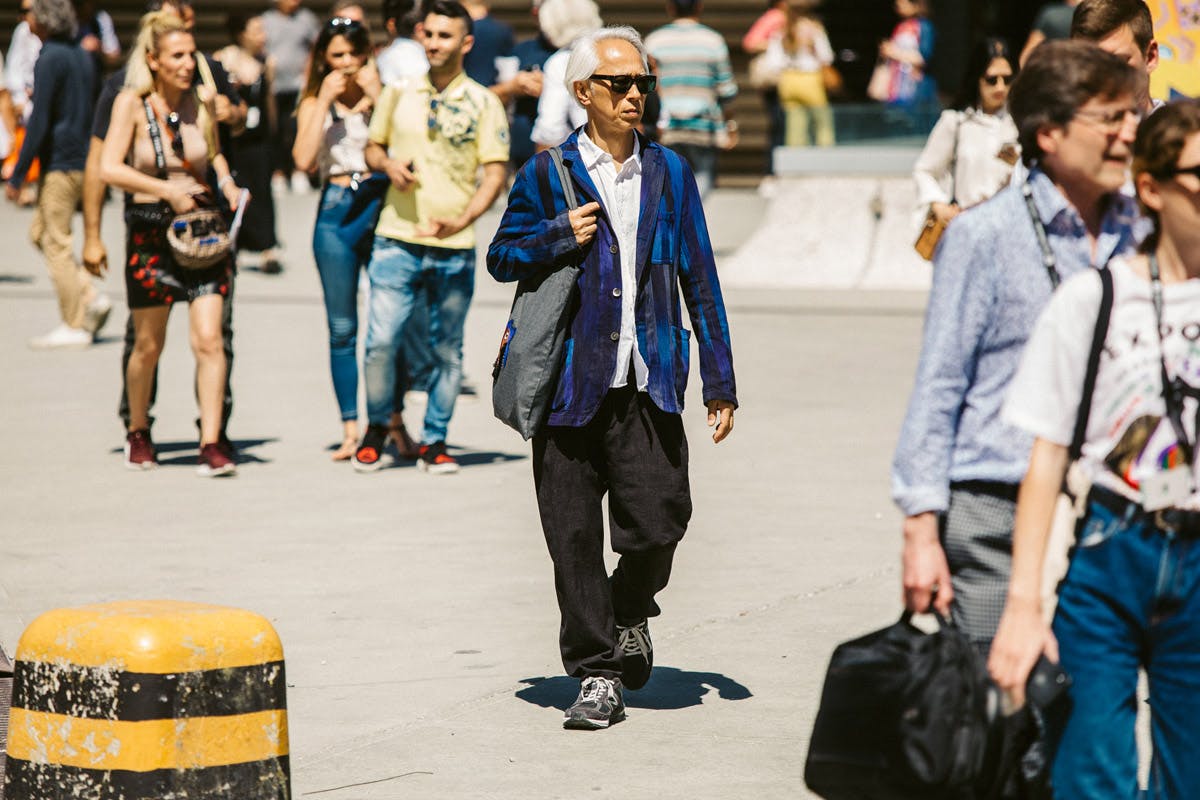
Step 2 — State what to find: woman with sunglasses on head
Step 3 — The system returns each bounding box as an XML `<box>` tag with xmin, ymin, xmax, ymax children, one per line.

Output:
<box><xmin>913</xmin><ymin>38</ymin><xmax>1020</xmax><ymax>230</ymax></box>
<box><xmin>100</xmin><ymin>10</ymin><xmax>244</xmax><ymax>476</ymax></box>
<box><xmin>294</xmin><ymin>17</ymin><xmax>419</xmax><ymax>462</ymax></box>
<box><xmin>989</xmin><ymin>100</ymin><xmax>1200</xmax><ymax>798</ymax></box>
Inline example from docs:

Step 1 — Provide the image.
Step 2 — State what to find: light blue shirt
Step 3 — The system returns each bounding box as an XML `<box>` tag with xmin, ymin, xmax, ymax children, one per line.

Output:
<box><xmin>891</xmin><ymin>168</ymin><xmax>1144</xmax><ymax>516</ymax></box>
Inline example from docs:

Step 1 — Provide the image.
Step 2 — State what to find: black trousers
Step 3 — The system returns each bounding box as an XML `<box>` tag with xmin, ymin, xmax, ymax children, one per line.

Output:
<box><xmin>532</xmin><ymin>384</ymin><xmax>692</xmax><ymax>680</ymax></box>
<box><xmin>118</xmin><ymin>274</ymin><xmax>235</xmax><ymax>433</ymax></box>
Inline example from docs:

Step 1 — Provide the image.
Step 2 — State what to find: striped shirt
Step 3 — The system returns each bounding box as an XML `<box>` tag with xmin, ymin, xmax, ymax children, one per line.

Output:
<box><xmin>645</xmin><ymin>20</ymin><xmax>737</xmax><ymax>147</ymax></box>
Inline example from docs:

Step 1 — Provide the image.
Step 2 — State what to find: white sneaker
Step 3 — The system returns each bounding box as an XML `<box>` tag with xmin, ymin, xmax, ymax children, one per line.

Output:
<box><xmin>29</xmin><ymin>324</ymin><xmax>93</xmax><ymax>350</ymax></box>
<box><xmin>290</xmin><ymin>172</ymin><xmax>312</xmax><ymax>194</ymax></box>
<box><xmin>271</xmin><ymin>173</ymin><xmax>288</xmax><ymax>195</ymax></box>
<box><xmin>82</xmin><ymin>293</ymin><xmax>113</xmax><ymax>336</ymax></box>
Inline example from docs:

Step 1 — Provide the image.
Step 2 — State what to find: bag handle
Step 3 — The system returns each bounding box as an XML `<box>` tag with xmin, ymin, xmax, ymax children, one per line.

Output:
<box><xmin>548</xmin><ymin>146</ymin><xmax>577</xmax><ymax>212</ymax></box>
<box><xmin>1068</xmin><ymin>266</ymin><xmax>1114</xmax><ymax>460</ymax></box>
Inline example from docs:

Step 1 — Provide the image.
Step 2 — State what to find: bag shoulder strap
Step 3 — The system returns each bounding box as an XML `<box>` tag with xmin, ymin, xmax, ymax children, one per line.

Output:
<box><xmin>1069</xmin><ymin>265</ymin><xmax>1115</xmax><ymax>460</ymax></box>
<box><xmin>142</xmin><ymin>97</ymin><xmax>168</xmax><ymax>179</ymax></box>
<box><xmin>549</xmin><ymin>146</ymin><xmax>578</xmax><ymax>212</ymax></box>
<box><xmin>948</xmin><ymin>111</ymin><xmax>963</xmax><ymax>205</ymax></box>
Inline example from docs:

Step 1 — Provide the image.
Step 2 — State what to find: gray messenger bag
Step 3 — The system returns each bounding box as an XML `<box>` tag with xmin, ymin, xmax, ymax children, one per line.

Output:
<box><xmin>492</xmin><ymin>147</ymin><xmax>581</xmax><ymax>440</ymax></box>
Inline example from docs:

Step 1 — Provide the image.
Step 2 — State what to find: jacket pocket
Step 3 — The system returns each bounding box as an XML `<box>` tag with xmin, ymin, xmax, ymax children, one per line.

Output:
<box><xmin>550</xmin><ymin>338</ymin><xmax>575</xmax><ymax>412</ymax></box>
<box><xmin>673</xmin><ymin>327</ymin><xmax>691</xmax><ymax>404</ymax></box>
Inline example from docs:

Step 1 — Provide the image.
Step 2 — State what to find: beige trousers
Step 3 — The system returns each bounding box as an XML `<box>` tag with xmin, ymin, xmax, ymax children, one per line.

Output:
<box><xmin>30</xmin><ymin>170</ymin><xmax>92</xmax><ymax>328</ymax></box>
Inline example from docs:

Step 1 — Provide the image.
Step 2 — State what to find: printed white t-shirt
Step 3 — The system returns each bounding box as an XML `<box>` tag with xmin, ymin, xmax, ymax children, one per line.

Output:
<box><xmin>1004</xmin><ymin>256</ymin><xmax>1200</xmax><ymax>509</ymax></box>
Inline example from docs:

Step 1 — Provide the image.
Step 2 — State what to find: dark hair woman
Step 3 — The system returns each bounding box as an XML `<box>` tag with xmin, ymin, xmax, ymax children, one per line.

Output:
<box><xmin>912</xmin><ymin>38</ymin><xmax>1020</xmax><ymax>229</ymax></box>
<box><xmin>990</xmin><ymin>100</ymin><xmax>1200</xmax><ymax>799</ymax></box>
<box><xmin>214</xmin><ymin>10</ymin><xmax>282</xmax><ymax>273</ymax></box>
<box><xmin>99</xmin><ymin>11</ymin><xmax>245</xmax><ymax>475</ymax></box>
<box><xmin>293</xmin><ymin>17</ymin><xmax>419</xmax><ymax>462</ymax></box>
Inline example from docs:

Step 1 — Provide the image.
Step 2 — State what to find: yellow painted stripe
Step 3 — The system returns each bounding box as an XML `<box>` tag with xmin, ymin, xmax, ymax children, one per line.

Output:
<box><xmin>16</xmin><ymin>601</ymin><xmax>284</xmax><ymax>672</ymax></box>
<box><xmin>6</xmin><ymin>708</ymin><xmax>289</xmax><ymax>772</ymax></box>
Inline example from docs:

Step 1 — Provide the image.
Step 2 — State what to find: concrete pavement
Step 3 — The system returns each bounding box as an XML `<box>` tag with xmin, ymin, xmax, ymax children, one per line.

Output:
<box><xmin>0</xmin><ymin>186</ymin><xmax>929</xmax><ymax>799</ymax></box>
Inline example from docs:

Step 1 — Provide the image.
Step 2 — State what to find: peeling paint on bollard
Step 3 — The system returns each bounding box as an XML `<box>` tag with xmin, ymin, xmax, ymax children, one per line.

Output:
<box><xmin>2</xmin><ymin>601</ymin><xmax>290</xmax><ymax>800</ymax></box>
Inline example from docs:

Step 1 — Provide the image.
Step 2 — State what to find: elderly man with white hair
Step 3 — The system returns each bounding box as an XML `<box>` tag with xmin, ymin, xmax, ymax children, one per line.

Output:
<box><xmin>488</xmin><ymin>25</ymin><xmax>738</xmax><ymax>731</ymax></box>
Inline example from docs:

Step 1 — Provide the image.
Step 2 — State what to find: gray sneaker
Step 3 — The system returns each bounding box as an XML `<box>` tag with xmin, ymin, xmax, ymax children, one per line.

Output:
<box><xmin>617</xmin><ymin>619</ymin><xmax>653</xmax><ymax>690</ymax></box>
<box><xmin>563</xmin><ymin>676</ymin><xmax>625</xmax><ymax>730</ymax></box>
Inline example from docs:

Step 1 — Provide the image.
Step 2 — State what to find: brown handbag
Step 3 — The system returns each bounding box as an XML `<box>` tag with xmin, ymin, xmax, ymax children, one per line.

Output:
<box><xmin>913</xmin><ymin>113</ymin><xmax>963</xmax><ymax>261</ymax></box>
<box><xmin>821</xmin><ymin>63</ymin><xmax>843</xmax><ymax>95</ymax></box>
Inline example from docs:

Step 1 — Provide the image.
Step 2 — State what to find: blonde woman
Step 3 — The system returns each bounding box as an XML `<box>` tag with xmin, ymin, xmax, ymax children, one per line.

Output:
<box><xmin>771</xmin><ymin>0</ymin><xmax>834</xmax><ymax>147</ymax></box>
<box><xmin>100</xmin><ymin>11</ymin><xmax>244</xmax><ymax>476</ymax></box>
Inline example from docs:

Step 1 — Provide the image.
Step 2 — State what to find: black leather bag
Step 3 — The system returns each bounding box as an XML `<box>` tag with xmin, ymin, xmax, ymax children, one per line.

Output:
<box><xmin>805</xmin><ymin>612</ymin><xmax>1004</xmax><ymax>800</ymax></box>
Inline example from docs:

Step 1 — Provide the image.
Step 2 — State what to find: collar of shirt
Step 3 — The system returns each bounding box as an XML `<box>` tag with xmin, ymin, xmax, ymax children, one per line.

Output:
<box><xmin>1026</xmin><ymin>165</ymin><xmax>1140</xmax><ymax>239</ymax></box>
<box><xmin>423</xmin><ymin>70</ymin><xmax>468</xmax><ymax>100</ymax></box>
<box><xmin>577</xmin><ymin>131</ymin><xmax>642</xmax><ymax>180</ymax></box>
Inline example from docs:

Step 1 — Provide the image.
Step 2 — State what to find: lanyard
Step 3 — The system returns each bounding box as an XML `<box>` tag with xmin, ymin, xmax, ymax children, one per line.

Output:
<box><xmin>1021</xmin><ymin>180</ymin><xmax>1062</xmax><ymax>290</ymax></box>
<box><xmin>1149</xmin><ymin>253</ymin><xmax>1200</xmax><ymax>466</ymax></box>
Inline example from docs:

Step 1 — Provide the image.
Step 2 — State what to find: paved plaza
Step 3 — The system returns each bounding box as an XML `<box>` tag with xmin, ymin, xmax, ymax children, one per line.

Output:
<box><xmin>0</xmin><ymin>185</ymin><xmax>930</xmax><ymax>798</ymax></box>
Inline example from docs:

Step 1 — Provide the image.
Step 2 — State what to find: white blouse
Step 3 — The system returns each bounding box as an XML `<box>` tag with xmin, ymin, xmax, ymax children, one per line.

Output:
<box><xmin>913</xmin><ymin>108</ymin><xmax>1020</xmax><ymax>211</ymax></box>
<box><xmin>319</xmin><ymin>107</ymin><xmax>371</xmax><ymax>180</ymax></box>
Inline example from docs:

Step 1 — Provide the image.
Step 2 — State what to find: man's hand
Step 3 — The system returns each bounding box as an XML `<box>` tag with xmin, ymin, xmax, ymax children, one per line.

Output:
<box><xmin>384</xmin><ymin>158</ymin><xmax>419</xmax><ymax>191</ymax></box>
<box><xmin>4</xmin><ymin>183</ymin><xmax>19</xmax><ymax>202</ymax></box>
<box><xmin>515</xmin><ymin>69</ymin><xmax>543</xmax><ymax>98</ymax></box>
<box><xmin>569</xmin><ymin>201</ymin><xmax>601</xmax><ymax>246</ymax></box>
<box><xmin>706</xmin><ymin>400</ymin><xmax>735</xmax><ymax>443</ymax></box>
<box><xmin>416</xmin><ymin>216</ymin><xmax>467</xmax><ymax>239</ymax></box>
<box><xmin>83</xmin><ymin>236</ymin><xmax>108</xmax><ymax>276</ymax></box>
<box><xmin>902</xmin><ymin>512</ymin><xmax>953</xmax><ymax>616</ymax></box>
<box><xmin>79</xmin><ymin>33</ymin><xmax>101</xmax><ymax>53</ymax></box>
<box><xmin>213</xmin><ymin>93</ymin><xmax>236</xmax><ymax>124</ymax></box>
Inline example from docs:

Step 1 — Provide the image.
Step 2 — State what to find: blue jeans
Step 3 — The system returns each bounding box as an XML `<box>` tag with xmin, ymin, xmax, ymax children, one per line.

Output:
<box><xmin>1051</xmin><ymin>496</ymin><xmax>1200</xmax><ymax>799</ymax></box>
<box><xmin>312</xmin><ymin>182</ymin><xmax>426</xmax><ymax>421</ymax></box>
<box><xmin>363</xmin><ymin>237</ymin><xmax>474</xmax><ymax>444</ymax></box>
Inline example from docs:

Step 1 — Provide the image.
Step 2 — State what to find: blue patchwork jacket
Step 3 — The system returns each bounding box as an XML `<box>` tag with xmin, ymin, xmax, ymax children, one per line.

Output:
<box><xmin>487</xmin><ymin>130</ymin><xmax>737</xmax><ymax>428</ymax></box>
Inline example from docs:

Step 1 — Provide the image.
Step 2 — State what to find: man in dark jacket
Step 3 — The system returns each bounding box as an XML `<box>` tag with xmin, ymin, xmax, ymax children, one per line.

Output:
<box><xmin>488</xmin><ymin>25</ymin><xmax>737</xmax><ymax>731</ymax></box>
<box><xmin>5</xmin><ymin>0</ymin><xmax>110</xmax><ymax>349</ymax></box>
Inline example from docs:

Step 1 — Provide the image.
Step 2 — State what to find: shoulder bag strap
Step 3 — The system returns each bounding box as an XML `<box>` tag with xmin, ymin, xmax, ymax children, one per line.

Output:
<box><xmin>142</xmin><ymin>97</ymin><xmax>168</xmax><ymax>179</ymax></box>
<box><xmin>1069</xmin><ymin>265</ymin><xmax>1115</xmax><ymax>460</ymax></box>
<box><xmin>548</xmin><ymin>146</ymin><xmax>577</xmax><ymax>212</ymax></box>
<box><xmin>948</xmin><ymin>112</ymin><xmax>962</xmax><ymax>205</ymax></box>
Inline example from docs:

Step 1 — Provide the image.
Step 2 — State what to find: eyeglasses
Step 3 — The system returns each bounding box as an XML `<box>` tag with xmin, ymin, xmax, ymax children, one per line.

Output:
<box><xmin>589</xmin><ymin>74</ymin><xmax>657</xmax><ymax>95</ymax></box>
<box><xmin>428</xmin><ymin>97</ymin><xmax>440</xmax><ymax>132</ymax></box>
<box><xmin>982</xmin><ymin>74</ymin><xmax>1011</xmax><ymax>87</ymax></box>
<box><xmin>165</xmin><ymin>111</ymin><xmax>185</xmax><ymax>160</ymax></box>
<box><xmin>326</xmin><ymin>16</ymin><xmax>362</xmax><ymax>30</ymax></box>
<box><xmin>1073</xmin><ymin>107</ymin><xmax>1142</xmax><ymax>134</ymax></box>
<box><xmin>1164</xmin><ymin>164</ymin><xmax>1200</xmax><ymax>183</ymax></box>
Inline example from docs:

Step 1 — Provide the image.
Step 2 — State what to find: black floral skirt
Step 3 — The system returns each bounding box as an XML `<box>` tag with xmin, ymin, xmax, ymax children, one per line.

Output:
<box><xmin>124</xmin><ymin>204</ymin><xmax>231</xmax><ymax>308</ymax></box>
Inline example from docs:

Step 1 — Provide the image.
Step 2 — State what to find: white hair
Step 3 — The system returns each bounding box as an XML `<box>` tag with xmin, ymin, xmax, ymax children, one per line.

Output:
<box><xmin>538</xmin><ymin>0</ymin><xmax>602</xmax><ymax>50</ymax></box>
<box><xmin>562</xmin><ymin>25</ymin><xmax>649</xmax><ymax>95</ymax></box>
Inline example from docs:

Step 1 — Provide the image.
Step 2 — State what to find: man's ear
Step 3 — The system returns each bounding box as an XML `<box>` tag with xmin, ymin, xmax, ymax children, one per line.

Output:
<box><xmin>573</xmin><ymin>80</ymin><xmax>591</xmax><ymax>108</ymax></box>
<box><xmin>460</xmin><ymin>32</ymin><xmax>474</xmax><ymax>57</ymax></box>
<box><xmin>1144</xmin><ymin>39</ymin><xmax>1159</xmax><ymax>74</ymax></box>
<box><xmin>1035</xmin><ymin>122</ymin><xmax>1063</xmax><ymax>160</ymax></box>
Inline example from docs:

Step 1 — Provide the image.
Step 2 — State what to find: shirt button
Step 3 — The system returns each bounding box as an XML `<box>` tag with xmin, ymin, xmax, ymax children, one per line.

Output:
<box><xmin>610</xmin><ymin>331</ymin><xmax>620</xmax><ymax>341</ymax></box>
<box><xmin>609</xmin><ymin>244</ymin><xmax>618</xmax><ymax>254</ymax></box>
<box><xmin>612</xmin><ymin>287</ymin><xmax>621</xmax><ymax>298</ymax></box>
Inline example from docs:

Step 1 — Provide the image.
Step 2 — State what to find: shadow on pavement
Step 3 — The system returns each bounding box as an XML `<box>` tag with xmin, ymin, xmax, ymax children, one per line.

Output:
<box><xmin>0</xmin><ymin>274</ymin><xmax>34</xmax><ymax>284</ymax></box>
<box><xmin>516</xmin><ymin>667</ymin><xmax>753</xmax><ymax>711</ymax></box>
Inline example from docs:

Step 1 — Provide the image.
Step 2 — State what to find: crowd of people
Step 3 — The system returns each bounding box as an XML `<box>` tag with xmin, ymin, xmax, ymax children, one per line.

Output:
<box><xmin>7</xmin><ymin>0</ymin><xmax>1200</xmax><ymax>767</ymax></box>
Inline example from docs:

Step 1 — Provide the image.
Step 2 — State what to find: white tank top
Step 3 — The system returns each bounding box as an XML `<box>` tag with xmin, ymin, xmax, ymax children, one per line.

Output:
<box><xmin>319</xmin><ymin>107</ymin><xmax>371</xmax><ymax>180</ymax></box>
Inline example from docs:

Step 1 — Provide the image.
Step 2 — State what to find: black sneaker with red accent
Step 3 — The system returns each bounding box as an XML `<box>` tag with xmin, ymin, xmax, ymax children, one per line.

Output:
<box><xmin>417</xmin><ymin>441</ymin><xmax>459</xmax><ymax>474</ymax></box>
<box><xmin>124</xmin><ymin>429</ymin><xmax>157</xmax><ymax>470</ymax></box>
<box><xmin>353</xmin><ymin>425</ymin><xmax>390</xmax><ymax>473</ymax></box>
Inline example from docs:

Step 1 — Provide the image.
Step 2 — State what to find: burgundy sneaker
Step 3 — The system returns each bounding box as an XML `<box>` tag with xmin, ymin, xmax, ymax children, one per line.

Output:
<box><xmin>198</xmin><ymin>442</ymin><xmax>237</xmax><ymax>477</ymax></box>
<box><xmin>124</xmin><ymin>429</ymin><xmax>157</xmax><ymax>470</ymax></box>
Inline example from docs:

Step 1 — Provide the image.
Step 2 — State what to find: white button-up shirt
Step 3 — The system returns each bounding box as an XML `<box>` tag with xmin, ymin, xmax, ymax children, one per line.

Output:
<box><xmin>577</xmin><ymin>131</ymin><xmax>647</xmax><ymax>390</ymax></box>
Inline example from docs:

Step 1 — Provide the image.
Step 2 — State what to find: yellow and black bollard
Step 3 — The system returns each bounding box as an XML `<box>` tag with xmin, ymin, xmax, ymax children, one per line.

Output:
<box><xmin>3</xmin><ymin>600</ymin><xmax>290</xmax><ymax>800</ymax></box>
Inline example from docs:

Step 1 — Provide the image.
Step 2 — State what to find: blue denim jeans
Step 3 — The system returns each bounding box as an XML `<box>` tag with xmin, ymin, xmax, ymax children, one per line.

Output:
<box><xmin>363</xmin><ymin>237</ymin><xmax>474</xmax><ymax>444</ymax></box>
<box><xmin>1051</xmin><ymin>496</ymin><xmax>1200</xmax><ymax>799</ymax></box>
<box><xmin>312</xmin><ymin>182</ymin><xmax>428</xmax><ymax>421</ymax></box>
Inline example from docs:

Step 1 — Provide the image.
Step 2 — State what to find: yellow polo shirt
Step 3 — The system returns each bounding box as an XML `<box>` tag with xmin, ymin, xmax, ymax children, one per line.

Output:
<box><xmin>369</xmin><ymin>72</ymin><xmax>510</xmax><ymax>250</ymax></box>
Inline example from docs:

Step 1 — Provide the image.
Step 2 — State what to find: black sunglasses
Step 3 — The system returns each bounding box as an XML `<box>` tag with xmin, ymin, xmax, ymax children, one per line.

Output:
<box><xmin>166</xmin><ymin>111</ymin><xmax>184</xmax><ymax>160</ymax></box>
<box><xmin>982</xmin><ymin>74</ymin><xmax>1012</xmax><ymax>87</ymax></box>
<box><xmin>327</xmin><ymin>16</ymin><xmax>362</xmax><ymax>30</ymax></box>
<box><xmin>589</xmin><ymin>74</ymin><xmax>657</xmax><ymax>95</ymax></box>
<box><xmin>1165</xmin><ymin>165</ymin><xmax>1200</xmax><ymax>181</ymax></box>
